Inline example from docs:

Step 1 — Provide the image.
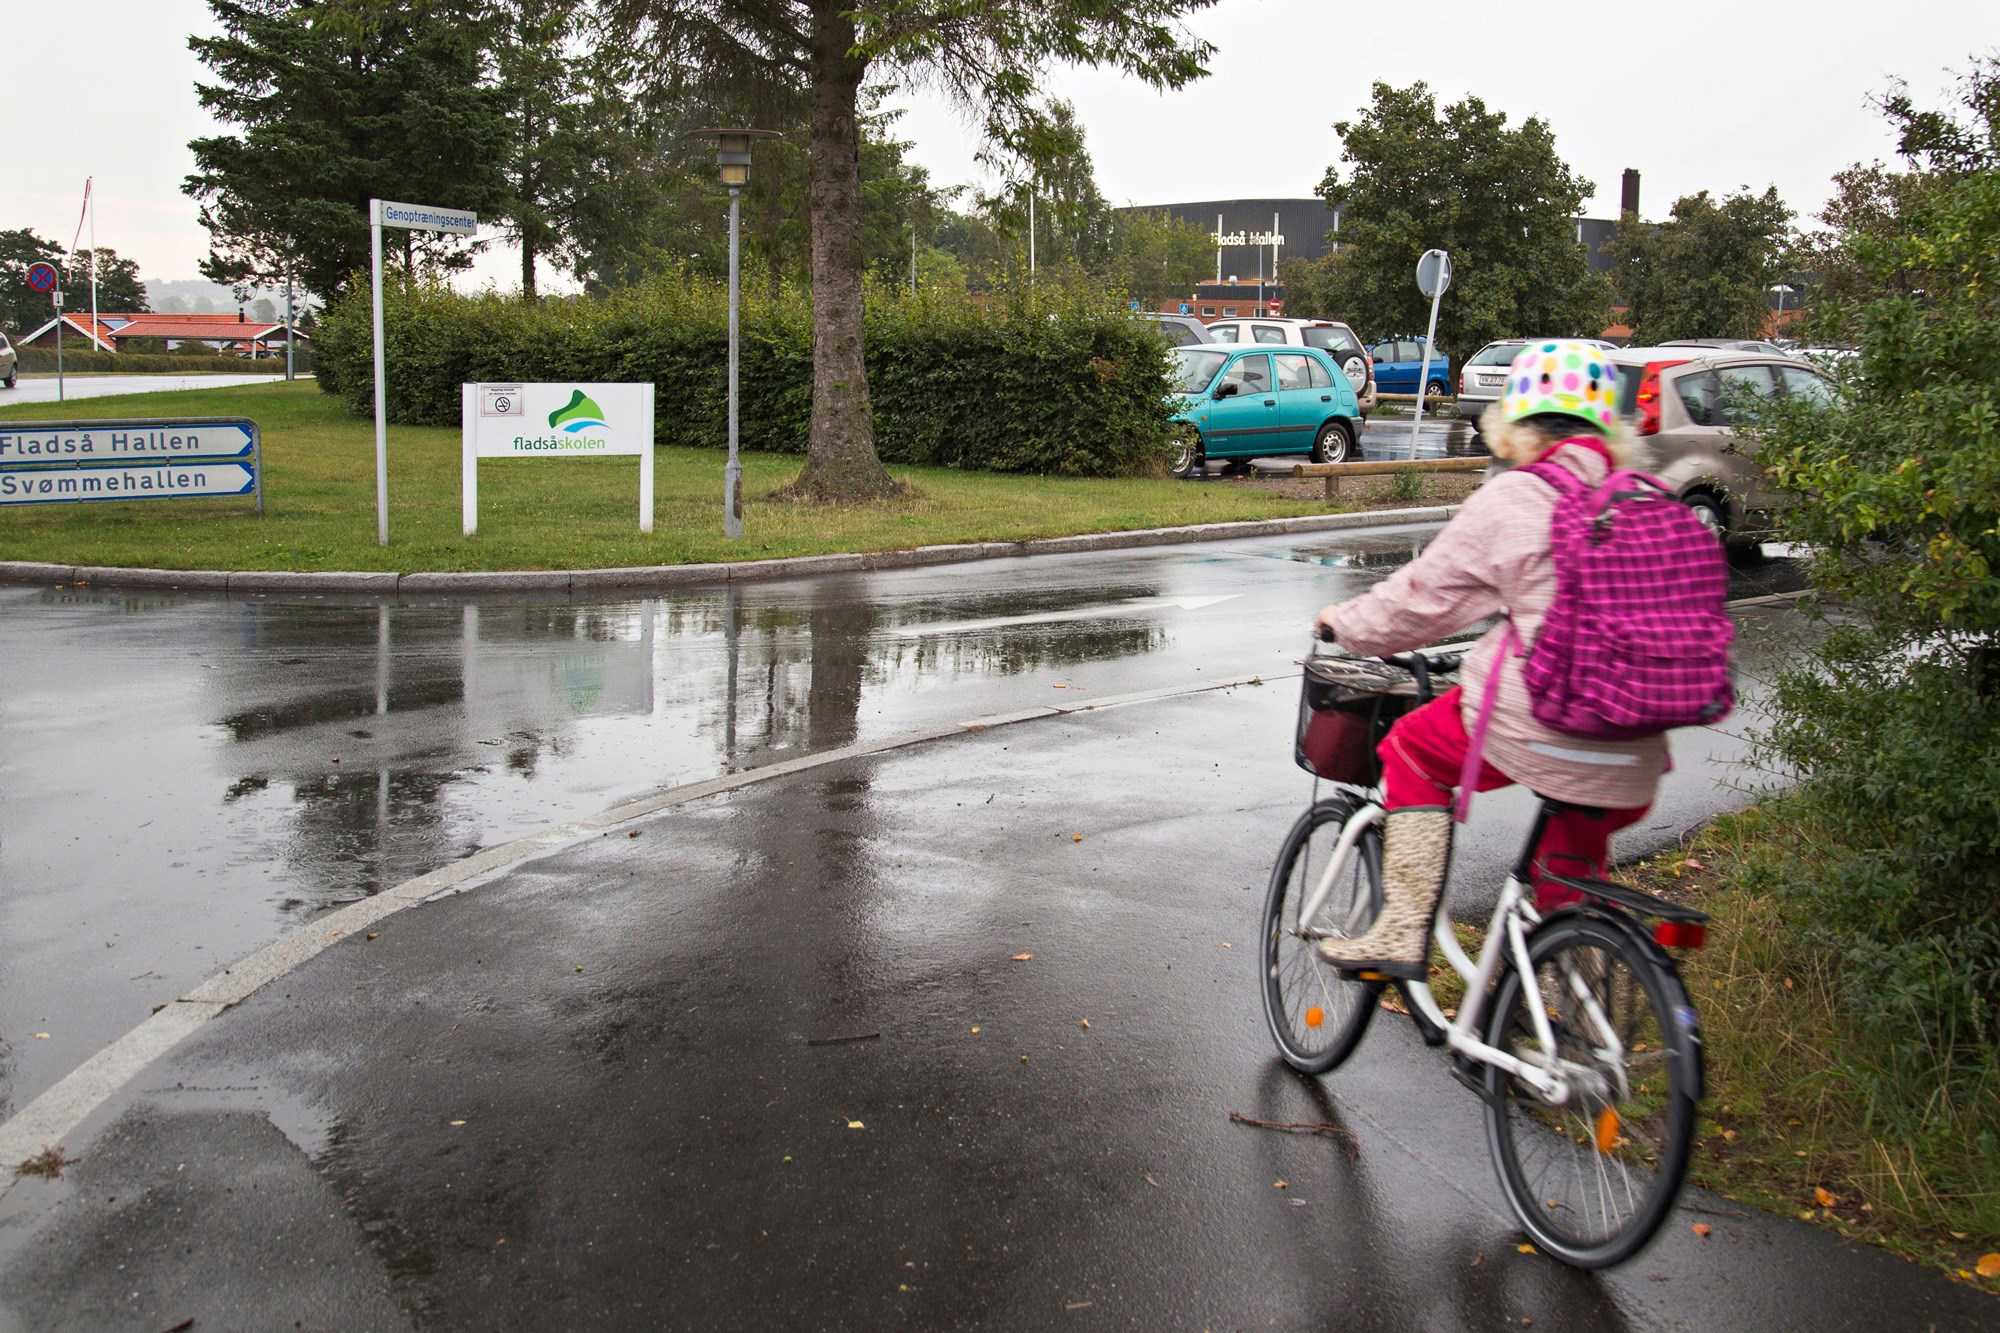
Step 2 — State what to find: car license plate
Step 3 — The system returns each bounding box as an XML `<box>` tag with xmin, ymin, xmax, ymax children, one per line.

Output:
<box><xmin>1478</xmin><ymin>374</ymin><xmax>1503</xmax><ymax>386</ymax></box>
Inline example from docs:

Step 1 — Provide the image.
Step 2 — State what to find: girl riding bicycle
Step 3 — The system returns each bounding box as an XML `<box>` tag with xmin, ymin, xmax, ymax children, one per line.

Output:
<box><xmin>1311</xmin><ymin>339</ymin><xmax>1666</xmax><ymax>979</ymax></box>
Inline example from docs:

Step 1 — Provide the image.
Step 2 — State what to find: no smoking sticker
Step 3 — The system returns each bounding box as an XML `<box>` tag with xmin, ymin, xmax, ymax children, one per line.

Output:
<box><xmin>480</xmin><ymin>384</ymin><xmax>525</xmax><ymax>418</ymax></box>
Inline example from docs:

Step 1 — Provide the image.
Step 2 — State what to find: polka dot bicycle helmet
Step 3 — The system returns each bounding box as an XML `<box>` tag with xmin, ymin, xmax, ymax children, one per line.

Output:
<box><xmin>1498</xmin><ymin>339</ymin><xmax>1618</xmax><ymax>434</ymax></box>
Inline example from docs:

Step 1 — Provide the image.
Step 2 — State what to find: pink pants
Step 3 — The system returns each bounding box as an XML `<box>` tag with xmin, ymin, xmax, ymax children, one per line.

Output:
<box><xmin>1380</xmin><ymin>689</ymin><xmax>1649</xmax><ymax>912</ymax></box>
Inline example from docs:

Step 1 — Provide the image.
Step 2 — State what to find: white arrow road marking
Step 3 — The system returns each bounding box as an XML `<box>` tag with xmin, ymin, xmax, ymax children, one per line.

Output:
<box><xmin>892</xmin><ymin>594</ymin><xmax>1241</xmax><ymax>638</ymax></box>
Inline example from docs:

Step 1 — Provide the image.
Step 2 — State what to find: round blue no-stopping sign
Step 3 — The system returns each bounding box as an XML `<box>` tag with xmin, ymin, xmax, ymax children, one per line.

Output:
<box><xmin>26</xmin><ymin>262</ymin><xmax>59</xmax><ymax>293</ymax></box>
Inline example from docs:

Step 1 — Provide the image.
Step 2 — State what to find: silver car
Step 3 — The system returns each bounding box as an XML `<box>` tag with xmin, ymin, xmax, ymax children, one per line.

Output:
<box><xmin>1608</xmin><ymin>347</ymin><xmax>1835</xmax><ymax>555</ymax></box>
<box><xmin>1458</xmin><ymin>339</ymin><xmax>1618</xmax><ymax>436</ymax></box>
<box><xmin>0</xmin><ymin>332</ymin><xmax>16</xmax><ymax>390</ymax></box>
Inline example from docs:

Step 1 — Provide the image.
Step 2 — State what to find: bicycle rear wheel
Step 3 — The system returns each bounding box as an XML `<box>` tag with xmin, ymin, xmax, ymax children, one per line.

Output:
<box><xmin>1260</xmin><ymin>797</ymin><xmax>1384</xmax><ymax>1073</ymax></box>
<box><xmin>1482</xmin><ymin>912</ymin><xmax>1698</xmax><ymax>1268</ymax></box>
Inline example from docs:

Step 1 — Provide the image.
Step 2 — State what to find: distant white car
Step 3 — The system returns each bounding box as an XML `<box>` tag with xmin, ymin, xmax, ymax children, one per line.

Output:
<box><xmin>0</xmin><ymin>332</ymin><xmax>16</xmax><ymax>389</ymax></box>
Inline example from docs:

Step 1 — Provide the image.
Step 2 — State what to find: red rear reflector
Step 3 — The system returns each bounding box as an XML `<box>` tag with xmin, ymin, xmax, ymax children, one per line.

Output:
<box><xmin>1654</xmin><ymin>921</ymin><xmax>1707</xmax><ymax>950</ymax></box>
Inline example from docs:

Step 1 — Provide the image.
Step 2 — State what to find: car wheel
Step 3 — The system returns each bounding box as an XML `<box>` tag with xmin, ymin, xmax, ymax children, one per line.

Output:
<box><xmin>1727</xmin><ymin>541</ymin><xmax>1767</xmax><ymax>567</ymax></box>
<box><xmin>1313</xmin><ymin>420</ymin><xmax>1353</xmax><ymax>465</ymax></box>
<box><xmin>1424</xmin><ymin>380</ymin><xmax>1447</xmax><ymax>408</ymax></box>
<box><xmin>1684</xmin><ymin>492</ymin><xmax>1728</xmax><ymax>544</ymax></box>
<box><xmin>1169</xmin><ymin>428</ymin><xmax>1205</xmax><ymax>479</ymax></box>
<box><xmin>1340</xmin><ymin>355</ymin><xmax>1368</xmax><ymax>392</ymax></box>
<box><xmin>2</xmin><ymin>369</ymin><xmax>14</xmax><ymax>390</ymax></box>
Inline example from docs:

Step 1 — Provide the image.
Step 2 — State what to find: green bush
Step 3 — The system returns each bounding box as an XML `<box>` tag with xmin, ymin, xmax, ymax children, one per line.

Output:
<box><xmin>13</xmin><ymin>346</ymin><xmax>298</xmax><ymax>376</ymax></box>
<box><xmin>313</xmin><ymin>275</ymin><xmax>1177</xmax><ymax>476</ymax></box>
<box><xmin>1748</xmin><ymin>67</ymin><xmax>2000</xmax><ymax>1131</ymax></box>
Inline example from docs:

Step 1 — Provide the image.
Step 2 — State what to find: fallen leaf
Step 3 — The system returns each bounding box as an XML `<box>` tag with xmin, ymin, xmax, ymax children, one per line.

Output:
<box><xmin>1471</xmin><ymin>1252</ymin><xmax>1484</xmax><ymax>1266</ymax></box>
<box><xmin>1272</xmin><ymin>1179</ymin><xmax>1288</xmax><ymax>1190</ymax></box>
<box><xmin>1011</xmin><ymin>952</ymin><xmax>1034</xmax><ymax>962</ymax></box>
<box><xmin>1794</xmin><ymin>1150</ymin><xmax>1808</xmax><ymax>1158</ymax></box>
<box><xmin>31</xmin><ymin>1033</ymin><xmax>49</xmax><ymax>1040</ymax></box>
<box><xmin>1219</xmin><ymin>941</ymin><xmax>1232</xmax><ymax>949</ymax></box>
<box><xmin>449</xmin><ymin>1120</ymin><xmax>466</xmax><ymax>1127</ymax></box>
<box><xmin>1684</xmin><ymin>858</ymin><xmax>1706</xmax><ymax>871</ymax></box>
<box><xmin>1721</xmin><ymin>1128</ymin><xmax>1738</xmax><ymax>1142</ymax></box>
<box><xmin>1516</xmin><ymin>1243</ymin><xmax>1536</xmax><ymax>1255</ymax></box>
<box><xmin>1798</xmin><ymin>1210</ymin><xmax>1816</xmax><ymax>1222</ymax></box>
<box><xmin>1978</xmin><ymin>1253</ymin><xmax>2000</xmax><ymax>1279</ymax></box>
<box><xmin>1064</xmin><ymin>1301</ymin><xmax>1092</xmax><ymax>1311</ymax></box>
<box><xmin>627</xmin><ymin>831</ymin><xmax>638</xmax><ymax>839</ymax></box>
<box><xmin>969</xmin><ymin>1026</ymin><xmax>982</xmax><ymax>1035</ymax></box>
<box><xmin>1950</xmin><ymin>1231</ymin><xmax>1968</xmax><ymax>1240</ymax></box>
<box><xmin>1814</xmin><ymin>1186</ymin><xmax>1836</xmax><ymax>1208</ymax></box>
<box><xmin>783</xmin><ymin>1155</ymin><xmax>793</xmax><ymax>1163</ymax></box>
<box><xmin>847</xmin><ymin>1120</ymin><xmax>865</xmax><ymax>1130</ymax></box>
<box><xmin>1691</xmin><ymin>1223</ymin><xmax>1712</xmax><ymax>1239</ymax></box>
<box><xmin>365</xmin><ymin>932</ymin><xmax>379</xmax><ymax>941</ymax></box>
<box><xmin>1077</xmin><ymin>1018</ymin><xmax>1090</xmax><ymax>1030</ymax></box>
<box><xmin>575</xmin><ymin>965</ymin><xmax>584</xmax><ymax>974</ymax></box>
<box><xmin>1782</xmin><ymin>977</ymin><xmax>1795</xmax><ymax>990</ymax></box>
<box><xmin>1144</xmin><ymin>1174</ymin><xmax>1159</xmax><ymax>1188</ymax></box>
<box><xmin>1071</xmin><ymin>833</ymin><xmax>1083</xmax><ymax>843</ymax></box>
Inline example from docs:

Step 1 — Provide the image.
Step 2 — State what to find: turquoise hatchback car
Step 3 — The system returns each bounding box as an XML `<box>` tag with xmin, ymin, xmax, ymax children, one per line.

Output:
<box><xmin>1167</xmin><ymin>344</ymin><xmax>1363</xmax><ymax>478</ymax></box>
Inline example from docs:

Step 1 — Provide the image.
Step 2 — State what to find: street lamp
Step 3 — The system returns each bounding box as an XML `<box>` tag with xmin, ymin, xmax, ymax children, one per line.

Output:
<box><xmin>691</xmin><ymin>127</ymin><xmax>781</xmax><ymax>539</ymax></box>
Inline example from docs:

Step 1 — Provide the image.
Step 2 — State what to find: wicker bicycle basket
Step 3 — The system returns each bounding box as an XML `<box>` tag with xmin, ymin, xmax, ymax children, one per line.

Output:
<box><xmin>1293</xmin><ymin>655</ymin><xmax>1445</xmax><ymax>786</ymax></box>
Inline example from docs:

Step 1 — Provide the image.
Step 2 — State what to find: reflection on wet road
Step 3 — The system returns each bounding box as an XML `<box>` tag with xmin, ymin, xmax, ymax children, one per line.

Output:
<box><xmin>0</xmin><ymin>526</ymin><xmax>1805</xmax><ymax>1118</ymax></box>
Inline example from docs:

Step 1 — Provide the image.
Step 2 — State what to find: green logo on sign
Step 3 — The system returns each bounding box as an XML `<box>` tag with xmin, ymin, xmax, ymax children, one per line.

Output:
<box><xmin>549</xmin><ymin>390</ymin><xmax>608</xmax><ymax>434</ymax></box>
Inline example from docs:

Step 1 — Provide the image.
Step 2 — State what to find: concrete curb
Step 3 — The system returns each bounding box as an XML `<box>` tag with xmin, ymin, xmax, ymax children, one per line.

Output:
<box><xmin>0</xmin><ymin>505</ymin><xmax>1458</xmax><ymax>598</ymax></box>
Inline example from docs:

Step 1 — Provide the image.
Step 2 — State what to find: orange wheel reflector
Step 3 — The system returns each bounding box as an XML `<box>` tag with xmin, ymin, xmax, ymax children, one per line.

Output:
<box><xmin>1304</xmin><ymin>1006</ymin><xmax>1325</xmax><ymax>1029</ymax></box>
<box><xmin>1595</xmin><ymin>1107</ymin><xmax>1621</xmax><ymax>1154</ymax></box>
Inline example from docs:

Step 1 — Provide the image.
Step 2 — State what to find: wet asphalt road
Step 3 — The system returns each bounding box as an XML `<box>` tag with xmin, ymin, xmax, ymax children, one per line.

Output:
<box><xmin>0</xmin><ymin>527</ymin><xmax>1805</xmax><ymax>1122</ymax></box>
<box><xmin>3</xmin><ymin>652</ymin><xmax>1990</xmax><ymax>1330</ymax></box>
<box><xmin>2</xmin><ymin>373</ymin><xmax>297</xmax><ymax>406</ymax></box>
<box><xmin>9</xmin><ymin>528</ymin><xmax>1964</xmax><ymax>1330</ymax></box>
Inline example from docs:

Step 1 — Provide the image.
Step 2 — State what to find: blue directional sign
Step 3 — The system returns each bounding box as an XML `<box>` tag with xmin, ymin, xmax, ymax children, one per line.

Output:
<box><xmin>0</xmin><ymin>417</ymin><xmax>264</xmax><ymax>513</ymax></box>
<box><xmin>0</xmin><ymin>462</ymin><xmax>255</xmax><ymax>505</ymax></box>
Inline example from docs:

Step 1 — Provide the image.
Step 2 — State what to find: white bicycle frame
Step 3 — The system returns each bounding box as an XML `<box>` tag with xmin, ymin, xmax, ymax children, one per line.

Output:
<box><xmin>1294</xmin><ymin>793</ymin><xmax>1624</xmax><ymax>1106</ymax></box>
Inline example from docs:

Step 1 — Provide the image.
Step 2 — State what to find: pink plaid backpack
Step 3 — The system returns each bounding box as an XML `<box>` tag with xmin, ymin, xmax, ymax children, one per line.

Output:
<box><xmin>1510</xmin><ymin>445</ymin><xmax>1736</xmax><ymax>739</ymax></box>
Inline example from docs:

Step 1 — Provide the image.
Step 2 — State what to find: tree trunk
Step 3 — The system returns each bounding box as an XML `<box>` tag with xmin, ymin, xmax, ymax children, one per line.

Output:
<box><xmin>521</xmin><ymin>232</ymin><xmax>538</xmax><ymax>302</ymax></box>
<box><xmin>791</xmin><ymin>3</ymin><xmax>896</xmax><ymax>501</ymax></box>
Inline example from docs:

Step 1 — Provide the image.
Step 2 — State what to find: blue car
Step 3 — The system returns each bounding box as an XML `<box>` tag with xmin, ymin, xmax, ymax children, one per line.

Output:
<box><xmin>1369</xmin><ymin>337</ymin><xmax>1452</xmax><ymax>403</ymax></box>
<box><xmin>1168</xmin><ymin>343</ymin><xmax>1363</xmax><ymax>478</ymax></box>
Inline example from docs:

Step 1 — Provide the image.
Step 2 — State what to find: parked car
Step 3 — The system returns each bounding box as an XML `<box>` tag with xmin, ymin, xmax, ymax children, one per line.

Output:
<box><xmin>1368</xmin><ymin>336</ymin><xmax>1451</xmax><ymax>402</ymax></box>
<box><xmin>1659</xmin><ymin>337</ymin><xmax>1796</xmax><ymax>358</ymax></box>
<box><xmin>1202</xmin><ymin>317</ymin><xmax>1377</xmax><ymax>415</ymax></box>
<box><xmin>1458</xmin><ymin>338</ymin><xmax>1622</xmax><ymax>433</ymax></box>
<box><xmin>1606</xmin><ymin>347</ymin><xmax>1836</xmax><ymax>555</ymax></box>
<box><xmin>0</xmin><ymin>332</ymin><xmax>16</xmax><ymax>389</ymax></box>
<box><xmin>1167</xmin><ymin>343</ymin><xmax>1363</xmax><ymax>478</ymax></box>
<box><xmin>1135</xmin><ymin>312</ymin><xmax>1211</xmax><ymax>347</ymax></box>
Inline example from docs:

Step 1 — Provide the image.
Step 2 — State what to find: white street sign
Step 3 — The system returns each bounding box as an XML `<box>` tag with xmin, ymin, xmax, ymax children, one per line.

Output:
<box><xmin>0</xmin><ymin>462</ymin><xmax>255</xmax><ymax>505</ymax></box>
<box><xmin>460</xmin><ymin>383</ymin><xmax>656</xmax><ymax>535</ymax></box>
<box><xmin>0</xmin><ymin>421</ymin><xmax>255</xmax><ymax>465</ymax></box>
<box><xmin>377</xmin><ymin>201</ymin><xmax>479</xmax><ymax>235</ymax></box>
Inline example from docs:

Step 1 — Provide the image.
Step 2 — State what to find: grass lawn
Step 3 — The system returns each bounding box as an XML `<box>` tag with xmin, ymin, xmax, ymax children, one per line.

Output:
<box><xmin>0</xmin><ymin>382</ymin><xmax>1342</xmax><ymax>572</ymax></box>
<box><xmin>1620</xmin><ymin>808</ymin><xmax>2000</xmax><ymax>1284</ymax></box>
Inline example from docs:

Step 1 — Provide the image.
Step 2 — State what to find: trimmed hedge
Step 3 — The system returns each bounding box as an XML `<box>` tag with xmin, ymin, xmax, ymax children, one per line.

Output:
<box><xmin>314</xmin><ymin>276</ymin><xmax>1178</xmax><ymax>476</ymax></box>
<box><xmin>13</xmin><ymin>347</ymin><xmax>295</xmax><ymax>376</ymax></box>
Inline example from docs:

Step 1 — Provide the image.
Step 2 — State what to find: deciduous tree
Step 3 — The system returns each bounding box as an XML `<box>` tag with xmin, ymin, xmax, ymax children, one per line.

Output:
<box><xmin>0</xmin><ymin>229</ymin><xmax>67</xmax><ymax>335</ymax></box>
<box><xmin>1317</xmin><ymin>82</ymin><xmax>1607</xmax><ymax>353</ymax></box>
<box><xmin>605</xmin><ymin>0</ymin><xmax>1215</xmax><ymax>502</ymax></box>
<box><xmin>1605</xmin><ymin>188</ymin><xmax>1793</xmax><ymax>343</ymax></box>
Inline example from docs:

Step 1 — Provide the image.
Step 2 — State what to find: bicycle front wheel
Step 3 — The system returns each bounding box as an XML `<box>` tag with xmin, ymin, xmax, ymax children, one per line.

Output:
<box><xmin>1260</xmin><ymin>797</ymin><xmax>1384</xmax><ymax>1074</ymax></box>
<box><xmin>1482</xmin><ymin>912</ymin><xmax>1698</xmax><ymax>1268</ymax></box>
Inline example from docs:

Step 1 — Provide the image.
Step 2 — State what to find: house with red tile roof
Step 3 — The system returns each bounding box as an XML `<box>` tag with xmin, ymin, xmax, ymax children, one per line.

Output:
<box><xmin>19</xmin><ymin>311</ymin><xmax>309</xmax><ymax>356</ymax></box>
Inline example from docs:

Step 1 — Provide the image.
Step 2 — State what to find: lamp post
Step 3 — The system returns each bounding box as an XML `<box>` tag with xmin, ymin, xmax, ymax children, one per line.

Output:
<box><xmin>692</xmin><ymin>127</ymin><xmax>781</xmax><ymax>539</ymax></box>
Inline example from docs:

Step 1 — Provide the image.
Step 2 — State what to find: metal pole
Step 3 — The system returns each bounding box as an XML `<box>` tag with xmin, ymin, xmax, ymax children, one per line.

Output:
<box><xmin>88</xmin><ymin>179</ymin><xmax>98</xmax><ymax>352</ymax></box>
<box><xmin>724</xmin><ymin>184</ymin><xmax>743</xmax><ymax>539</ymax></box>
<box><xmin>55</xmin><ymin>295</ymin><xmax>64</xmax><ymax>403</ymax></box>
<box><xmin>370</xmin><ymin>199</ymin><xmax>389</xmax><ymax>546</ymax></box>
<box><xmin>285</xmin><ymin>260</ymin><xmax>295</xmax><ymax>382</ymax></box>
<box><xmin>1408</xmin><ymin>285</ymin><xmax>1444</xmax><ymax>460</ymax></box>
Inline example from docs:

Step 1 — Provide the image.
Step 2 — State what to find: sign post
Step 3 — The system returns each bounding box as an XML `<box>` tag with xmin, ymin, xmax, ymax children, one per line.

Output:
<box><xmin>1409</xmin><ymin>249</ymin><xmax>1452</xmax><ymax>460</ymax></box>
<box><xmin>460</xmin><ymin>383</ymin><xmax>654</xmax><ymax>536</ymax></box>
<box><xmin>368</xmin><ymin>198</ymin><xmax>478</xmax><ymax>546</ymax></box>
<box><xmin>28</xmin><ymin>263</ymin><xmax>62</xmax><ymax>403</ymax></box>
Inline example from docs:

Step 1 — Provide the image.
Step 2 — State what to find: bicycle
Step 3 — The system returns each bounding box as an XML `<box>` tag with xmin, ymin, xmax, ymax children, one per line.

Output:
<box><xmin>1259</xmin><ymin>638</ymin><xmax>1711</xmax><ymax>1268</ymax></box>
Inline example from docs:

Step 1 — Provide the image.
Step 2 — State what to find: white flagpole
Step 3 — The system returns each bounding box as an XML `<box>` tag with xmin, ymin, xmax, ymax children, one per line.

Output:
<box><xmin>88</xmin><ymin>177</ymin><xmax>98</xmax><ymax>342</ymax></box>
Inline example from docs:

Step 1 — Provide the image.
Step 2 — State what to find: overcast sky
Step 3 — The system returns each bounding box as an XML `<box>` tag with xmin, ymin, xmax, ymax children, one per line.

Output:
<box><xmin>7</xmin><ymin>1</ymin><xmax>1989</xmax><ymax>301</ymax></box>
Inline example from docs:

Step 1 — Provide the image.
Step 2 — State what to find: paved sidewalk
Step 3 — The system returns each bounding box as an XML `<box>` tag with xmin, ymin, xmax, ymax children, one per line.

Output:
<box><xmin>1</xmin><ymin>687</ymin><xmax>1986</xmax><ymax>1331</ymax></box>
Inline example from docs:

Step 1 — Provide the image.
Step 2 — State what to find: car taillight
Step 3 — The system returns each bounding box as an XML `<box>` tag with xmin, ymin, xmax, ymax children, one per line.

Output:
<box><xmin>1635</xmin><ymin>359</ymin><xmax>1689</xmax><ymax>436</ymax></box>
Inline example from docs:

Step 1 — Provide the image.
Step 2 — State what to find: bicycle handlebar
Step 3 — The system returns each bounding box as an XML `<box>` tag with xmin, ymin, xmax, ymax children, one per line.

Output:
<box><xmin>1384</xmin><ymin>650</ymin><xmax>1464</xmax><ymax>676</ymax></box>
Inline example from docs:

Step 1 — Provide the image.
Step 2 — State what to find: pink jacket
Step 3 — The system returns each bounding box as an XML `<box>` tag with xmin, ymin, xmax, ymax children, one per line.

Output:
<box><xmin>1328</xmin><ymin>442</ymin><xmax>1669</xmax><ymax>809</ymax></box>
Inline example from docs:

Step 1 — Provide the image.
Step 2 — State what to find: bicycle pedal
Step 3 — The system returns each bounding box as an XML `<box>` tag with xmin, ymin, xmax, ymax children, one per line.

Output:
<box><xmin>1450</xmin><ymin>1056</ymin><xmax>1495</xmax><ymax>1103</ymax></box>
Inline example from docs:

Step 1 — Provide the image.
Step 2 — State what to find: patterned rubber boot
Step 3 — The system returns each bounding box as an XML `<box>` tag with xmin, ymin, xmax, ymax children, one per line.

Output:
<box><xmin>1316</xmin><ymin>806</ymin><xmax>1453</xmax><ymax>981</ymax></box>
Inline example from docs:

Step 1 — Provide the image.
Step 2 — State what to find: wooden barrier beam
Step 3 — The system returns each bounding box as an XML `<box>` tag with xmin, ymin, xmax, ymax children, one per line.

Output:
<box><xmin>1292</xmin><ymin>456</ymin><xmax>1489</xmax><ymax>501</ymax></box>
